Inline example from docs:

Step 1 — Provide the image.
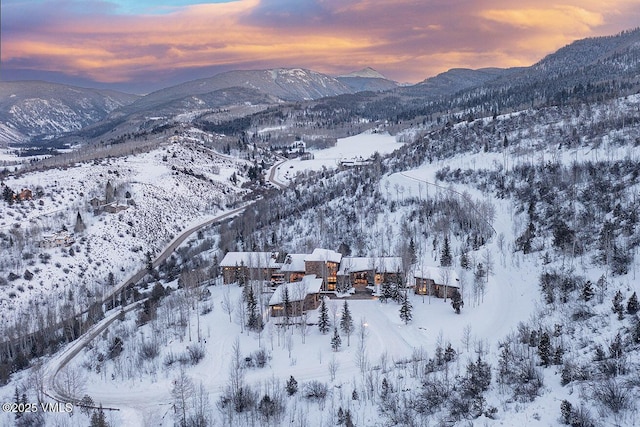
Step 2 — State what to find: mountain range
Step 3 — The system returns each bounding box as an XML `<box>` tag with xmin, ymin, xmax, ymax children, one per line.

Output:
<box><xmin>1</xmin><ymin>28</ymin><xmax>639</xmax><ymax>147</ymax></box>
<box><xmin>0</xmin><ymin>81</ymin><xmax>139</xmax><ymax>147</ymax></box>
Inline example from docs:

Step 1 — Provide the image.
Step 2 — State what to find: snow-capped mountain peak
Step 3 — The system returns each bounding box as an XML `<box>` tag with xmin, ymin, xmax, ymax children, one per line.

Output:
<box><xmin>338</xmin><ymin>66</ymin><xmax>388</xmax><ymax>79</ymax></box>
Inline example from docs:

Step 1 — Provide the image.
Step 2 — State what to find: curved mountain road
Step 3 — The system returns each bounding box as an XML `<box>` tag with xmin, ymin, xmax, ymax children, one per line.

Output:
<box><xmin>43</xmin><ymin>202</ymin><xmax>249</xmax><ymax>412</ymax></box>
<box><xmin>101</xmin><ymin>202</ymin><xmax>251</xmax><ymax>306</ymax></box>
<box><xmin>42</xmin><ymin>157</ymin><xmax>286</xmax><ymax>414</ymax></box>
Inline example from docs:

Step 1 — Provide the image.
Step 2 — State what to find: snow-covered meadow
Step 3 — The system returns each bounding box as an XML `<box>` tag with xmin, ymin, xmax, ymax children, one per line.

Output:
<box><xmin>273</xmin><ymin>131</ymin><xmax>402</xmax><ymax>186</ymax></box>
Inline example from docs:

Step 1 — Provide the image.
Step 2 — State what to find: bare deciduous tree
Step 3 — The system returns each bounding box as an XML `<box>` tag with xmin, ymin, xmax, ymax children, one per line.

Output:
<box><xmin>57</xmin><ymin>365</ymin><xmax>87</xmax><ymax>400</ymax></box>
<box><xmin>221</xmin><ymin>285</ymin><xmax>234</xmax><ymax>323</ymax></box>
<box><xmin>328</xmin><ymin>356</ymin><xmax>339</xmax><ymax>382</ymax></box>
<box><xmin>172</xmin><ymin>368</ymin><xmax>195</xmax><ymax>427</ymax></box>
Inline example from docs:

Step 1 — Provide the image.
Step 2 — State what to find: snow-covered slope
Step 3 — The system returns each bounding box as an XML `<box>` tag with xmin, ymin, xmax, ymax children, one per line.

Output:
<box><xmin>129</xmin><ymin>68</ymin><xmax>353</xmax><ymax>112</ymax></box>
<box><xmin>338</xmin><ymin>67</ymin><xmax>389</xmax><ymax>79</ymax></box>
<box><xmin>336</xmin><ymin>67</ymin><xmax>398</xmax><ymax>92</ymax></box>
<box><xmin>0</xmin><ymin>131</ymin><xmax>250</xmax><ymax>317</ymax></box>
<box><xmin>0</xmin><ymin>81</ymin><xmax>139</xmax><ymax>145</ymax></box>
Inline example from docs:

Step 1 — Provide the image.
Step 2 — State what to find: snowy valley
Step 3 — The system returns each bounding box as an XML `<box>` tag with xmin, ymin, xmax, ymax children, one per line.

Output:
<box><xmin>1</xmin><ymin>28</ymin><xmax>640</xmax><ymax>427</ymax></box>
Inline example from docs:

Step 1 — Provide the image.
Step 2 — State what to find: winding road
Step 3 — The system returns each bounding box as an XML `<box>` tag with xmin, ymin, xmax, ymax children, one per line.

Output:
<box><xmin>42</xmin><ymin>158</ymin><xmax>287</xmax><ymax>416</ymax></box>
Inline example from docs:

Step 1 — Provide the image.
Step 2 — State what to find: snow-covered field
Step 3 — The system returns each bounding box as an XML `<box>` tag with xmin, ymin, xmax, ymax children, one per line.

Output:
<box><xmin>273</xmin><ymin>132</ymin><xmax>402</xmax><ymax>185</ymax></box>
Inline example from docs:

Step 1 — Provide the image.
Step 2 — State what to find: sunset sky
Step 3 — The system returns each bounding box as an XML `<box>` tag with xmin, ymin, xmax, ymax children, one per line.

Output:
<box><xmin>2</xmin><ymin>0</ymin><xmax>639</xmax><ymax>94</ymax></box>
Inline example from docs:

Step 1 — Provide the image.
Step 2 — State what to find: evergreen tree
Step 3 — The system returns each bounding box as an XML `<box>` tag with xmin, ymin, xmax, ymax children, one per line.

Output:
<box><xmin>237</xmin><ymin>261</ymin><xmax>247</xmax><ymax>286</ymax></box>
<box><xmin>611</xmin><ymin>243</ymin><xmax>631</xmax><ymax>275</ymax></box>
<box><xmin>451</xmin><ymin>288</ymin><xmax>464</xmax><ymax>314</ymax></box>
<box><xmin>462</xmin><ymin>356</ymin><xmax>492</xmax><ymax>399</ymax></box>
<box><xmin>408</xmin><ymin>238</ymin><xmax>417</xmax><ymax>264</ymax></box>
<box><xmin>380</xmin><ymin>377</ymin><xmax>391</xmax><ymax>401</ymax></box>
<box><xmin>581</xmin><ymin>280</ymin><xmax>594</xmax><ymax>301</ymax></box>
<box><xmin>318</xmin><ymin>298</ymin><xmax>330</xmax><ymax>334</ymax></box>
<box><xmin>90</xmin><ymin>404</ymin><xmax>108</xmax><ymax>427</ymax></box>
<box><xmin>627</xmin><ymin>292</ymin><xmax>639</xmax><ymax>315</ymax></box>
<box><xmin>474</xmin><ymin>263</ymin><xmax>486</xmax><ymax>285</ymax></box>
<box><xmin>74</xmin><ymin>211</ymin><xmax>86</xmax><ymax>233</ymax></box>
<box><xmin>609</xmin><ymin>332</ymin><xmax>624</xmax><ymax>359</ymax></box>
<box><xmin>380</xmin><ymin>281</ymin><xmax>395</xmax><ymax>303</ymax></box>
<box><xmin>612</xmin><ymin>290</ymin><xmax>625</xmax><ymax>320</ymax></box>
<box><xmin>444</xmin><ymin>343</ymin><xmax>456</xmax><ymax>362</ymax></box>
<box><xmin>560</xmin><ymin>400</ymin><xmax>573</xmax><ymax>425</ymax></box>
<box><xmin>246</xmin><ymin>286</ymin><xmax>262</xmax><ymax>332</ymax></box>
<box><xmin>340</xmin><ymin>301</ymin><xmax>354</xmax><ymax>346</ymax></box>
<box><xmin>286</xmin><ymin>376</ymin><xmax>298</xmax><ymax>396</ymax></box>
<box><xmin>399</xmin><ymin>291</ymin><xmax>413</xmax><ymax>324</ymax></box>
<box><xmin>345</xmin><ymin>409</ymin><xmax>354</xmax><ymax>427</ymax></box>
<box><xmin>630</xmin><ymin>315</ymin><xmax>640</xmax><ymax>344</ymax></box>
<box><xmin>460</xmin><ymin>250</ymin><xmax>470</xmax><ymax>270</ymax></box>
<box><xmin>538</xmin><ymin>331</ymin><xmax>551</xmax><ymax>367</ymax></box>
<box><xmin>440</xmin><ymin>235</ymin><xmax>452</xmax><ymax>267</ymax></box>
<box><xmin>258</xmin><ymin>394</ymin><xmax>277</xmax><ymax>422</ymax></box>
<box><xmin>212</xmin><ymin>254</ymin><xmax>220</xmax><ymax>279</ymax></box>
<box><xmin>282</xmin><ymin>285</ymin><xmax>292</xmax><ymax>325</ymax></box>
<box><xmin>2</xmin><ymin>184</ymin><xmax>14</xmax><ymax>205</ymax></box>
<box><xmin>516</xmin><ymin>221</ymin><xmax>536</xmax><ymax>254</ymax></box>
<box><xmin>145</xmin><ymin>251</ymin><xmax>153</xmax><ymax>272</ymax></box>
<box><xmin>331</xmin><ymin>327</ymin><xmax>342</xmax><ymax>352</ymax></box>
<box><xmin>393</xmin><ymin>272</ymin><xmax>405</xmax><ymax>304</ymax></box>
<box><xmin>553</xmin><ymin>346</ymin><xmax>564</xmax><ymax>365</ymax></box>
<box><xmin>337</xmin><ymin>242</ymin><xmax>352</xmax><ymax>256</ymax></box>
<box><xmin>14</xmin><ymin>387</ymin><xmax>21</xmax><ymax>420</ymax></box>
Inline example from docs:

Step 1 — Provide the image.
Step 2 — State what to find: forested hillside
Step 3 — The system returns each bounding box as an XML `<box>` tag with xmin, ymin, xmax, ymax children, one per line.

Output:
<box><xmin>1</xmin><ymin>28</ymin><xmax>640</xmax><ymax>427</ymax></box>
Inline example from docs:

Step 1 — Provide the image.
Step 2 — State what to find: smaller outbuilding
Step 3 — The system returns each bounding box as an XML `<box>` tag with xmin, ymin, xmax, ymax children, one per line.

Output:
<box><xmin>414</xmin><ymin>265</ymin><xmax>460</xmax><ymax>299</ymax></box>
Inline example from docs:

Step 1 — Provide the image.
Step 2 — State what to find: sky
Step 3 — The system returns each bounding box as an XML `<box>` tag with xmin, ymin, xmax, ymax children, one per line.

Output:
<box><xmin>1</xmin><ymin>0</ymin><xmax>639</xmax><ymax>94</ymax></box>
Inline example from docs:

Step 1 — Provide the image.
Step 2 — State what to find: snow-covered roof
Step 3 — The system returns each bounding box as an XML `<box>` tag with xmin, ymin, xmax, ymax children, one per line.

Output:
<box><xmin>304</xmin><ymin>248</ymin><xmax>342</xmax><ymax>264</ymax></box>
<box><xmin>280</xmin><ymin>253</ymin><xmax>307</xmax><ymax>272</ymax></box>
<box><xmin>220</xmin><ymin>252</ymin><xmax>280</xmax><ymax>269</ymax></box>
<box><xmin>414</xmin><ymin>265</ymin><xmax>460</xmax><ymax>287</ymax></box>
<box><xmin>42</xmin><ymin>230</ymin><xmax>74</xmax><ymax>240</ymax></box>
<box><xmin>338</xmin><ymin>256</ymin><xmax>403</xmax><ymax>275</ymax></box>
<box><xmin>269</xmin><ymin>275</ymin><xmax>323</xmax><ymax>305</ymax></box>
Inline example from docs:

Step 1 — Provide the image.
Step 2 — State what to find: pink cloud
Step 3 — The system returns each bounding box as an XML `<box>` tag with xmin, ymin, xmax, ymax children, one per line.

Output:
<box><xmin>2</xmin><ymin>0</ymin><xmax>639</xmax><ymax>88</ymax></box>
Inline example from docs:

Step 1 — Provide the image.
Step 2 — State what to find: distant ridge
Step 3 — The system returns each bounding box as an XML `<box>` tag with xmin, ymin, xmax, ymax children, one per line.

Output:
<box><xmin>338</xmin><ymin>67</ymin><xmax>388</xmax><ymax>79</ymax></box>
<box><xmin>129</xmin><ymin>68</ymin><xmax>354</xmax><ymax>111</ymax></box>
<box><xmin>3</xmin><ymin>28</ymin><xmax>640</xmax><ymax>147</ymax></box>
<box><xmin>336</xmin><ymin>67</ymin><xmax>398</xmax><ymax>92</ymax></box>
<box><xmin>400</xmin><ymin>67</ymin><xmax>509</xmax><ymax>98</ymax></box>
<box><xmin>0</xmin><ymin>81</ymin><xmax>139</xmax><ymax>146</ymax></box>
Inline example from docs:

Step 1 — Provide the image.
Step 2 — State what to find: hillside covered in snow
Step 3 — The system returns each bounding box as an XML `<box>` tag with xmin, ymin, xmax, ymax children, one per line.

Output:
<box><xmin>1</xmin><ymin>28</ymin><xmax>640</xmax><ymax>427</ymax></box>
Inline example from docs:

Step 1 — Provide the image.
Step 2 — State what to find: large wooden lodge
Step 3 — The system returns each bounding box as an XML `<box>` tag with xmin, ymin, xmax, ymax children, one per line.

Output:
<box><xmin>220</xmin><ymin>249</ymin><xmax>460</xmax><ymax>316</ymax></box>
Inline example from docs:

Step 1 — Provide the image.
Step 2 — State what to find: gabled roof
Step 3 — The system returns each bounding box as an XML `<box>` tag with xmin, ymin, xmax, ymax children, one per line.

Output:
<box><xmin>280</xmin><ymin>253</ymin><xmax>307</xmax><ymax>272</ymax></box>
<box><xmin>220</xmin><ymin>252</ymin><xmax>281</xmax><ymax>269</ymax></box>
<box><xmin>269</xmin><ymin>275</ymin><xmax>323</xmax><ymax>305</ymax></box>
<box><xmin>414</xmin><ymin>265</ymin><xmax>460</xmax><ymax>288</ymax></box>
<box><xmin>338</xmin><ymin>256</ymin><xmax>403</xmax><ymax>275</ymax></box>
<box><xmin>304</xmin><ymin>248</ymin><xmax>342</xmax><ymax>264</ymax></box>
